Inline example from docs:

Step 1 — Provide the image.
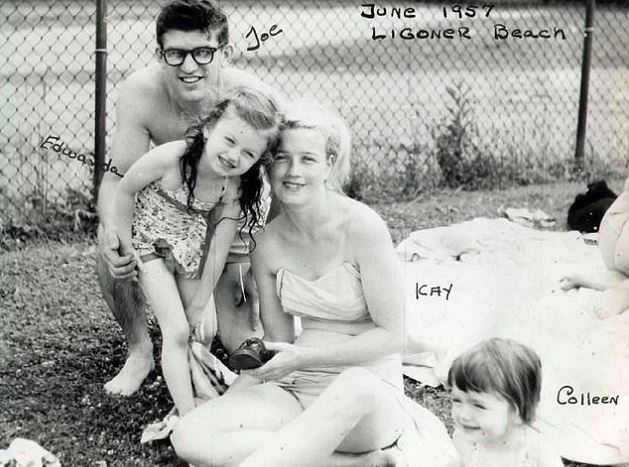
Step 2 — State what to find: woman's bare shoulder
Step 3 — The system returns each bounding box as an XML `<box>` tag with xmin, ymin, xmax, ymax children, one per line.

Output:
<box><xmin>251</xmin><ymin>216</ymin><xmax>285</xmax><ymax>263</ymax></box>
<box><xmin>335</xmin><ymin>195</ymin><xmax>389</xmax><ymax>240</ymax></box>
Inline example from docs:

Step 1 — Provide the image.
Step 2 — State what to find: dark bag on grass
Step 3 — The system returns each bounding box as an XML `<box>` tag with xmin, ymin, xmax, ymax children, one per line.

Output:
<box><xmin>567</xmin><ymin>180</ymin><xmax>617</xmax><ymax>233</ymax></box>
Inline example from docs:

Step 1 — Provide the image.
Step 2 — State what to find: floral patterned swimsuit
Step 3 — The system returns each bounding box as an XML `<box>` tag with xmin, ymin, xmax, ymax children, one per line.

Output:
<box><xmin>131</xmin><ymin>178</ymin><xmax>231</xmax><ymax>279</ymax></box>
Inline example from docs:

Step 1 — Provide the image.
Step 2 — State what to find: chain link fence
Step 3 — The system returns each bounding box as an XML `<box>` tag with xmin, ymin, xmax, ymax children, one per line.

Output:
<box><xmin>1</xmin><ymin>0</ymin><xmax>628</xmax><ymax>225</ymax></box>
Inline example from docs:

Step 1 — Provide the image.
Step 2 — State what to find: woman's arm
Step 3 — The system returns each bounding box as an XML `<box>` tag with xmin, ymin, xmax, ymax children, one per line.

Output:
<box><xmin>250</xmin><ymin>232</ymin><xmax>295</xmax><ymax>343</ymax></box>
<box><xmin>114</xmin><ymin>141</ymin><xmax>185</xmax><ymax>255</ymax></box>
<box><xmin>294</xmin><ymin>207</ymin><xmax>406</xmax><ymax>368</ymax></box>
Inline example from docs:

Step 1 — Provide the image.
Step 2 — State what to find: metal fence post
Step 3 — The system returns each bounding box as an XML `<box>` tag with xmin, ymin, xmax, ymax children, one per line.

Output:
<box><xmin>574</xmin><ymin>0</ymin><xmax>595</xmax><ymax>170</ymax></box>
<box><xmin>94</xmin><ymin>0</ymin><xmax>108</xmax><ymax>203</ymax></box>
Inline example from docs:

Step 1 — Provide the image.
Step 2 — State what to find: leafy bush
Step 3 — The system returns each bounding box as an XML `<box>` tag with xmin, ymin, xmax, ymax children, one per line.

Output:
<box><xmin>347</xmin><ymin>81</ymin><xmax>626</xmax><ymax>203</ymax></box>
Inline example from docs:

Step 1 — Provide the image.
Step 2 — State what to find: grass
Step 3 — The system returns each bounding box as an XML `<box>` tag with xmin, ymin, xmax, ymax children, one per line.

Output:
<box><xmin>1</xmin><ymin>181</ymin><xmax>625</xmax><ymax>466</ymax></box>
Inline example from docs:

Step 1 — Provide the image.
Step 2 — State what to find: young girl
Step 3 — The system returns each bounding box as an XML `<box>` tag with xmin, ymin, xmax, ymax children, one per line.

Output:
<box><xmin>447</xmin><ymin>338</ymin><xmax>564</xmax><ymax>467</ymax></box>
<box><xmin>114</xmin><ymin>88</ymin><xmax>280</xmax><ymax>416</ymax></box>
<box><xmin>561</xmin><ymin>177</ymin><xmax>629</xmax><ymax>318</ymax></box>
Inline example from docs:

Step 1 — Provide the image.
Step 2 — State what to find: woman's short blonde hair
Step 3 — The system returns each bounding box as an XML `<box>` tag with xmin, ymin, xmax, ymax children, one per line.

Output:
<box><xmin>279</xmin><ymin>98</ymin><xmax>352</xmax><ymax>193</ymax></box>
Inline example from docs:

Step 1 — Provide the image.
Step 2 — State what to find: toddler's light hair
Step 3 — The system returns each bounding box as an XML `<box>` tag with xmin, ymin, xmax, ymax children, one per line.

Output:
<box><xmin>447</xmin><ymin>337</ymin><xmax>542</xmax><ymax>424</ymax></box>
<box><xmin>279</xmin><ymin>98</ymin><xmax>352</xmax><ymax>193</ymax></box>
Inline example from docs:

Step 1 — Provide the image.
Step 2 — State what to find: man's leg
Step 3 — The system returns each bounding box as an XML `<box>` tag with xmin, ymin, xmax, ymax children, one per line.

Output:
<box><xmin>96</xmin><ymin>254</ymin><xmax>154</xmax><ymax>395</ymax></box>
<box><xmin>215</xmin><ymin>261</ymin><xmax>263</xmax><ymax>353</ymax></box>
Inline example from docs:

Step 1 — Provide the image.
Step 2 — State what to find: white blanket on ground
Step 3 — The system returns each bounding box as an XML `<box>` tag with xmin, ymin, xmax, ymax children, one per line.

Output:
<box><xmin>398</xmin><ymin>218</ymin><xmax>629</xmax><ymax>465</ymax></box>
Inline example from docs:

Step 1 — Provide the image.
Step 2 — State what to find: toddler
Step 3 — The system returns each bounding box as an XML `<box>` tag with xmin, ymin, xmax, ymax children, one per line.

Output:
<box><xmin>447</xmin><ymin>338</ymin><xmax>564</xmax><ymax>467</ymax></box>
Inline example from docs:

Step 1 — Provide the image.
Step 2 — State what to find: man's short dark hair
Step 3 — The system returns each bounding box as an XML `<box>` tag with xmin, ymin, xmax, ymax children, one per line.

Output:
<box><xmin>156</xmin><ymin>0</ymin><xmax>229</xmax><ymax>48</ymax></box>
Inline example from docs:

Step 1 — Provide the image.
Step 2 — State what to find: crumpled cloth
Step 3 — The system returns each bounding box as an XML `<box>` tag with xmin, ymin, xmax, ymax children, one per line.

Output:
<box><xmin>398</xmin><ymin>218</ymin><xmax>629</xmax><ymax>465</ymax></box>
<box><xmin>500</xmin><ymin>206</ymin><xmax>556</xmax><ymax>228</ymax></box>
<box><xmin>141</xmin><ymin>341</ymin><xmax>237</xmax><ymax>443</ymax></box>
<box><xmin>0</xmin><ymin>438</ymin><xmax>61</xmax><ymax>467</ymax></box>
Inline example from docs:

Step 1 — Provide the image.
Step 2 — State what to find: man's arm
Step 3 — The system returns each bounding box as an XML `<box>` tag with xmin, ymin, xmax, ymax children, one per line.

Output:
<box><xmin>98</xmin><ymin>73</ymin><xmax>153</xmax><ymax>226</ymax></box>
<box><xmin>97</xmin><ymin>71</ymin><xmax>154</xmax><ymax>279</ymax></box>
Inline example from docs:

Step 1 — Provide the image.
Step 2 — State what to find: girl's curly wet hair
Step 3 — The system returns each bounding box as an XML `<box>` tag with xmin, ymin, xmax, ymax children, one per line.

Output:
<box><xmin>179</xmin><ymin>88</ymin><xmax>281</xmax><ymax>243</ymax></box>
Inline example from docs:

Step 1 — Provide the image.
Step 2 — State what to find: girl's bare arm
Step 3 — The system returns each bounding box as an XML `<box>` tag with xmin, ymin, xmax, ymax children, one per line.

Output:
<box><xmin>114</xmin><ymin>140</ymin><xmax>185</xmax><ymax>254</ymax></box>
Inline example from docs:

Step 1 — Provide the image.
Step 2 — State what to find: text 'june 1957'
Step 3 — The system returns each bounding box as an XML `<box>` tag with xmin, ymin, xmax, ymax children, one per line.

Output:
<box><xmin>359</xmin><ymin>3</ymin><xmax>567</xmax><ymax>42</ymax></box>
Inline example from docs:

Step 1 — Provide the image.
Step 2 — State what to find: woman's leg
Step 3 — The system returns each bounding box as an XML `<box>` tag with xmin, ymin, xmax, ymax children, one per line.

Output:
<box><xmin>215</xmin><ymin>262</ymin><xmax>264</xmax><ymax>352</ymax></box>
<box><xmin>171</xmin><ymin>383</ymin><xmax>303</xmax><ymax>467</ymax></box>
<box><xmin>240</xmin><ymin>367</ymin><xmax>406</xmax><ymax>467</ymax></box>
<box><xmin>139</xmin><ymin>260</ymin><xmax>195</xmax><ymax>415</ymax></box>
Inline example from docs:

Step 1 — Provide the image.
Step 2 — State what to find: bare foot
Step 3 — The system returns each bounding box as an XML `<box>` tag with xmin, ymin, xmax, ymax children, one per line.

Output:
<box><xmin>105</xmin><ymin>352</ymin><xmax>155</xmax><ymax>396</ymax></box>
<box><xmin>596</xmin><ymin>287</ymin><xmax>629</xmax><ymax>319</ymax></box>
<box><xmin>366</xmin><ymin>445</ymin><xmax>407</xmax><ymax>467</ymax></box>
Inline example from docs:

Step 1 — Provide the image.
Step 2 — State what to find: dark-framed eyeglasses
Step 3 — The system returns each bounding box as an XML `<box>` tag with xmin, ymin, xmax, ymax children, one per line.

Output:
<box><xmin>159</xmin><ymin>46</ymin><xmax>224</xmax><ymax>66</ymax></box>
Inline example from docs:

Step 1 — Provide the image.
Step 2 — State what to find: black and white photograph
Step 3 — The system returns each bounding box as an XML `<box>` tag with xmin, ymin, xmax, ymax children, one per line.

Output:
<box><xmin>1</xmin><ymin>0</ymin><xmax>628</xmax><ymax>465</ymax></box>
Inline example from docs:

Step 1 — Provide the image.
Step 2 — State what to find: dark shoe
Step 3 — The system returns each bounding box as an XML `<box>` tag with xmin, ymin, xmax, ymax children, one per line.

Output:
<box><xmin>229</xmin><ymin>338</ymin><xmax>276</xmax><ymax>370</ymax></box>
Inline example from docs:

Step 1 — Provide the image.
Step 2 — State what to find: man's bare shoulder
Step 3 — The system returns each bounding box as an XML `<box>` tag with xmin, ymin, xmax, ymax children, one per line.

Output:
<box><xmin>117</xmin><ymin>64</ymin><xmax>165</xmax><ymax>106</ymax></box>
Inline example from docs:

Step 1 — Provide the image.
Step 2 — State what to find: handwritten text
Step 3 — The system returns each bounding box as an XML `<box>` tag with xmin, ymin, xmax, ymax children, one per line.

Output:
<box><xmin>415</xmin><ymin>282</ymin><xmax>453</xmax><ymax>301</ymax></box>
<box><xmin>40</xmin><ymin>135</ymin><xmax>122</xmax><ymax>177</ymax></box>
<box><xmin>556</xmin><ymin>385</ymin><xmax>620</xmax><ymax>406</ymax></box>
<box><xmin>246</xmin><ymin>24</ymin><xmax>283</xmax><ymax>51</ymax></box>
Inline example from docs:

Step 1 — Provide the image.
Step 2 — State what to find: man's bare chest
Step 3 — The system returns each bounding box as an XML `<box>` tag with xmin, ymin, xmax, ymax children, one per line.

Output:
<box><xmin>147</xmin><ymin>112</ymin><xmax>193</xmax><ymax>146</ymax></box>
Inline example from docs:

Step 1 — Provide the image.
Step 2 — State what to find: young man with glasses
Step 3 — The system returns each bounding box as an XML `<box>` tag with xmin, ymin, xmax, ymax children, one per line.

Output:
<box><xmin>97</xmin><ymin>0</ymin><xmax>281</xmax><ymax>396</ymax></box>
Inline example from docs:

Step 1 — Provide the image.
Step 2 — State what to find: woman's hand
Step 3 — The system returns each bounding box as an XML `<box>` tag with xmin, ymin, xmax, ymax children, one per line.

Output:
<box><xmin>243</xmin><ymin>342</ymin><xmax>303</xmax><ymax>382</ymax></box>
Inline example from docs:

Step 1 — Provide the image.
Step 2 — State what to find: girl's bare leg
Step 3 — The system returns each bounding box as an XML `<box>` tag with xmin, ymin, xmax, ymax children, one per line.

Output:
<box><xmin>139</xmin><ymin>260</ymin><xmax>195</xmax><ymax>415</ymax></box>
<box><xmin>240</xmin><ymin>367</ymin><xmax>406</xmax><ymax>467</ymax></box>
